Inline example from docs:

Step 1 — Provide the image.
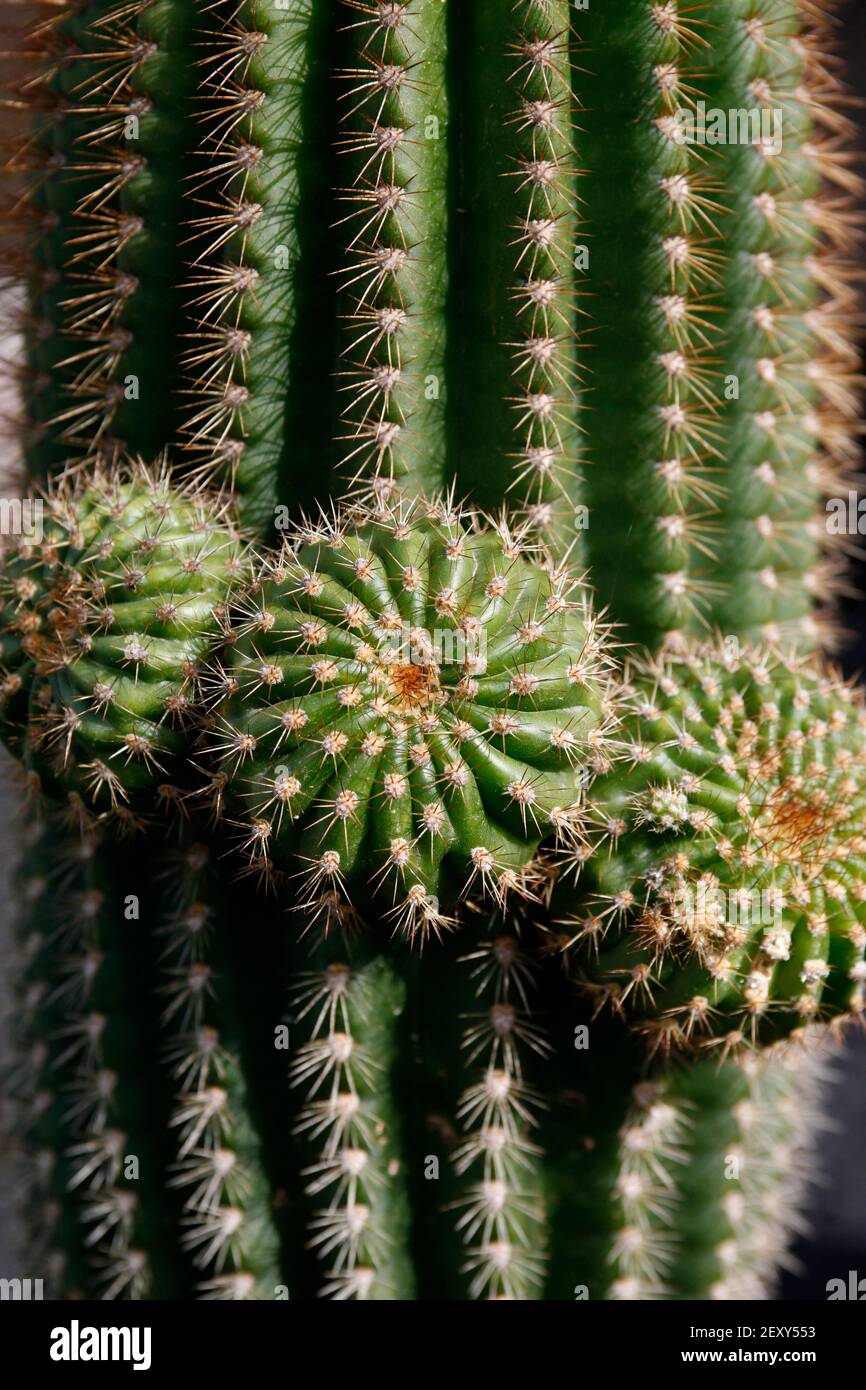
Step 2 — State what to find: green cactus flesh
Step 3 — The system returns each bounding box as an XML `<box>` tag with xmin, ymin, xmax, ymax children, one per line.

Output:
<box><xmin>539</xmin><ymin>1018</ymin><xmax>824</xmax><ymax>1300</ymax></box>
<box><xmin>8</xmin><ymin>819</ymin><xmax>189</xmax><ymax>1298</ymax></box>
<box><xmin>154</xmin><ymin>832</ymin><xmax>283</xmax><ymax>1299</ymax></box>
<box><xmin>567</xmin><ymin>642</ymin><xmax>866</xmax><ymax>1050</ymax></box>
<box><xmin>0</xmin><ymin>0</ymin><xmax>862</xmax><ymax>1304</ymax></box>
<box><xmin>23</xmin><ymin>0</ymin><xmax>198</xmax><ymax>477</ymax></box>
<box><xmin>212</xmin><ymin>494</ymin><xmax>612</xmax><ymax>930</ymax></box>
<box><xmin>0</xmin><ymin>464</ymin><xmax>245</xmax><ymax>821</ymax></box>
<box><xmin>578</xmin><ymin>0</ymin><xmax>860</xmax><ymax>650</ymax></box>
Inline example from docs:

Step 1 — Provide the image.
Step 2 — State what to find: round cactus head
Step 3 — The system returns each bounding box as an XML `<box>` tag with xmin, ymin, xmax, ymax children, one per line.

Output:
<box><xmin>0</xmin><ymin>535</ymin><xmax>62</xmax><ymax>755</ymax></box>
<box><xmin>211</xmin><ymin>494</ymin><xmax>613</xmax><ymax>939</ymax></box>
<box><xmin>567</xmin><ymin>642</ymin><xmax>866</xmax><ymax>1053</ymax></box>
<box><xmin>0</xmin><ymin>463</ymin><xmax>245</xmax><ymax>827</ymax></box>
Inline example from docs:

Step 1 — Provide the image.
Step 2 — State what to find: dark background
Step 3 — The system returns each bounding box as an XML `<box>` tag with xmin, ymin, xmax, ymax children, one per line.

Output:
<box><xmin>779</xmin><ymin>0</ymin><xmax>866</xmax><ymax>1301</ymax></box>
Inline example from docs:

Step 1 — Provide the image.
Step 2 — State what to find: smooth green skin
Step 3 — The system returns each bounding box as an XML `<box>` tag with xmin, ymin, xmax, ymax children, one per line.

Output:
<box><xmin>450</xmin><ymin>0</ymin><xmax>582</xmax><ymax>539</ymax></box>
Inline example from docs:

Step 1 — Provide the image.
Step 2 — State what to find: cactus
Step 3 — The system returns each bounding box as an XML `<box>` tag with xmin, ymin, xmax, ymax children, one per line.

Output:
<box><xmin>0</xmin><ymin>462</ymin><xmax>245</xmax><ymax>821</ymax></box>
<box><xmin>0</xmin><ymin>0</ymin><xmax>861</xmax><ymax>1304</ymax></box>
<box><xmin>212</xmin><ymin>493</ymin><xmax>613</xmax><ymax>932</ymax></box>
<box><xmin>559</xmin><ymin>642</ymin><xmax>866</xmax><ymax>1052</ymax></box>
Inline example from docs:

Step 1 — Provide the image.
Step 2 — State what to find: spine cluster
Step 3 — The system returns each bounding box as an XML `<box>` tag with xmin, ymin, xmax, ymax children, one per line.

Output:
<box><xmin>698</xmin><ymin>0</ymin><xmax>864</xmax><ymax>649</ymax></box>
<box><xmin>289</xmin><ymin>941</ymin><xmax>414</xmax><ymax>1299</ymax></box>
<box><xmin>603</xmin><ymin>1051</ymin><xmax>822</xmax><ymax>1299</ymax></box>
<box><xmin>450</xmin><ymin>927</ymin><xmax>548</xmax><ymax>1300</ymax></box>
<box><xmin>8</xmin><ymin>821</ymin><xmax>164</xmax><ymax>1298</ymax></box>
<box><xmin>157</xmin><ymin>833</ymin><xmax>281</xmax><ymax>1299</ymax></box>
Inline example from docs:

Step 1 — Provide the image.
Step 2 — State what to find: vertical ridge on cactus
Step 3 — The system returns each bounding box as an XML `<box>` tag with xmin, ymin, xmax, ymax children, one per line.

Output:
<box><xmin>450</xmin><ymin>0</ymin><xmax>584</xmax><ymax>538</ymax></box>
<box><xmin>576</xmin><ymin>0</ymin><xmax>861</xmax><ymax>651</ymax></box>
<box><xmin>540</xmin><ymin>1021</ymin><xmax>824</xmax><ymax>1299</ymax></box>
<box><xmin>6</xmin><ymin>823</ymin><xmax>94</xmax><ymax>1295</ymax></box>
<box><xmin>181</xmin><ymin>0</ymin><xmax>339</xmax><ymax>532</ymax></box>
<box><xmin>448</xmin><ymin>923</ymin><xmax>549</xmax><ymax>1300</ymax></box>
<box><xmin>156</xmin><ymin>832</ymin><xmax>282</xmax><ymax>1299</ymax></box>
<box><xmin>6</xmin><ymin>817</ymin><xmax>189</xmax><ymax>1299</ymax></box>
<box><xmin>333</xmin><ymin>0</ymin><xmax>448</xmax><ymax>501</ymax></box>
<box><xmin>4</xmin><ymin>1</ymin><xmax>199</xmax><ymax>476</ymax></box>
<box><xmin>288</xmin><ymin>934</ymin><xmax>415</xmax><ymax>1300</ymax></box>
<box><xmin>683</xmin><ymin>0</ymin><xmax>864</xmax><ymax>651</ymax></box>
<box><xmin>574</xmin><ymin>0</ymin><xmax>726</xmax><ymax>649</ymax></box>
<box><xmin>4</xmin><ymin>0</ymin><xmax>109</xmax><ymax>477</ymax></box>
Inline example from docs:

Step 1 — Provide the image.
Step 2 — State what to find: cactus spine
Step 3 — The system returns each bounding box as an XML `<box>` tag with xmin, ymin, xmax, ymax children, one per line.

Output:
<box><xmin>1</xmin><ymin>0</ymin><xmax>862</xmax><ymax>1302</ymax></box>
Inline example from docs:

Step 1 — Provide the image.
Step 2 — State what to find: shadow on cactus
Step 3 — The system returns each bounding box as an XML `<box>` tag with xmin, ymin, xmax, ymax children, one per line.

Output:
<box><xmin>208</xmin><ymin>492</ymin><xmax>615</xmax><ymax>939</ymax></box>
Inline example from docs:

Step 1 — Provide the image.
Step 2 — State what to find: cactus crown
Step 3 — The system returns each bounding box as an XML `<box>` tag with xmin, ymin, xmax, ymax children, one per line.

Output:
<box><xmin>210</xmin><ymin>492</ymin><xmax>613</xmax><ymax>937</ymax></box>
<box><xmin>571</xmin><ymin>642</ymin><xmax>866</xmax><ymax>1051</ymax></box>
<box><xmin>1</xmin><ymin>463</ymin><xmax>245</xmax><ymax>825</ymax></box>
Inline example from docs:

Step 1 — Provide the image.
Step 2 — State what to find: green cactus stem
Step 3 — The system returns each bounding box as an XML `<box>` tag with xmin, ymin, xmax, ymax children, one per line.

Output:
<box><xmin>0</xmin><ymin>0</ymin><xmax>861</xmax><ymax>1306</ymax></box>
<box><xmin>681</xmin><ymin>0</ymin><xmax>864</xmax><ymax>650</ymax></box>
<box><xmin>155</xmin><ymin>832</ymin><xmax>283</xmax><ymax>1299</ymax></box>
<box><xmin>287</xmin><ymin>934</ymin><xmax>415</xmax><ymax>1300</ymax></box>
<box><xmin>5</xmin><ymin>1</ymin><xmax>199</xmax><ymax>477</ymax></box>
<box><xmin>6</xmin><ymin>816</ymin><xmax>189</xmax><ymax>1298</ymax></box>
<box><xmin>565</xmin><ymin>642</ymin><xmax>866</xmax><ymax>1052</ymax></box>
<box><xmin>181</xmin><ymin>0</ymin><xmax>338</xmax><ymax>531</ymax></box>
<box><xmin>5</xmin><ymin>821</ymin><xmax>94</xmax><ymax>1296</ymax></box>
<box><xmin>576</xmin><ymin>0</ymin><xmax>861</xmax><ymax>651</ymax></box>
<box><xmin>439</xmin><ymin>920</ymin><xmax>550</xmax><ymax>1301</ymax></box>
<box><xmin>539</xmin><ymin>1012</ymin><xmax>824</xmax><ymax>1299</ymax></box>
<box><xmin>333</xmin><ymin>0</ymin><xmax>449</xmax><ymax>500</ymax></box>
<box><xmin>451</xmin><ymin>0</ymin><xmax>584</xmax><ymax>538</ymax></box>
<box><xmin>210</xmin><ymin>493</ymin><xmax>613</xmax><ymax>934</ymax></box>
